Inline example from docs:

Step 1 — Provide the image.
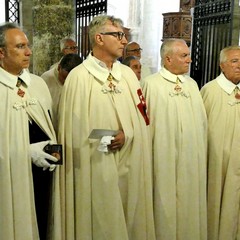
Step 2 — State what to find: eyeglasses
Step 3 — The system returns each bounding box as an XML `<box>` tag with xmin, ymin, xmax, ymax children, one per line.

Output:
<box><xmin>100</xmin><ymin>32</ymin><xmax>126</xmax><ymax>41</ymax></box>
<box><xmin>127</xmin><ymin>48</ymin><xmax>143</xmax><ymax>53</ymax></box>
<box><xmin>64</xmin><ymin>46</ymin><xmax>78</xmax><ymax>50</ymax></box>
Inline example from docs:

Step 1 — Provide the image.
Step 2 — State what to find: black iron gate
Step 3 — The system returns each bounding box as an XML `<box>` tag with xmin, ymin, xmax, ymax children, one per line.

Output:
<box><xmin>76</xmin><ymin>0</ymin><xmax>107</xmax><ymax>59</ymax></box>
<box><xmin>190</xmin><ymin>0</ymin><xmax>233</xmax><ymax>88</ymax></box>
<box><xmin>5</xmin><ymin>0</ymin><xmax>20</xmax><ymax>23</ymax></box>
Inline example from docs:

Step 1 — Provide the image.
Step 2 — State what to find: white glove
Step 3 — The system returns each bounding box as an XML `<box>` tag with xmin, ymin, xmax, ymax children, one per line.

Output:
<box><xmin>29</xmin><ymin>140</ymin><xmax>58</xmax><ymax>171</ymax></box>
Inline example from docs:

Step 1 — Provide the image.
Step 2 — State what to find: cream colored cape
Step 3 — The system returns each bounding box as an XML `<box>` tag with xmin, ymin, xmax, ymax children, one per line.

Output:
<box><xmin>58</xmin><ymin>54</ymin><xmax>155</xmax><ymax>240</ymax></box>
<box><xmin>143</xmin><ymin>68</ymin><xmax>207</xmax><ymax>240</ymax></box>
<box><xmin>141</xmin><ymin>65</ymin><xmax>152</xmax><ymax>79</ymax></box>
<box><xmin>201</xmin><ymin>73</ymin><xmax>240</xmax><ymax>240</ymax></box>
<box><xmin>41</xmin><ymin>66</ymin><xmax>63</xmax><ymax>131</ymax></box>
<box><xmin>0</xmin><ymin>68</ymin><xmax>61</xmax><ymax>240</ymax></box>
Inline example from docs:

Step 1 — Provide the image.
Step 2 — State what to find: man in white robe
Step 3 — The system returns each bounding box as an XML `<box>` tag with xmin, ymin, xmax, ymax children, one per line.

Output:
<box><xmin>0</xmin><ymin>22</ymin><xmax>61</xmax><ymax>240</ymax></box>
<box><xmin>49</xmin><ymin>38</ymin><xmax>78</xmax><ymax>70</ymax></box>
<box><xmin>41</xmin><ymin>53</ymin><xmax>82</xmax><ymax>130</ymax></box>
<box><xmin>122</xmin><ymin>55</ymin><xmax>142</xmax><ymax>81</ymax></box>
<box><xmin>142</xmin><ymin>38</ymin><xmax>207</xmax><ymax>240</ymax></box>
<box><xmin>58</xmin><ymin>15</ymin><xmax>155</xmax><ymax>240</ymax></box>
<box><xmin>123</xmin><ymin>41</ymin><xmax>152</xmax><ymax>81</ymax></box>
<box><xmin>201</xmin><ymin>45</ymin><xmax>240</xmax><ymax>240</ymax></box>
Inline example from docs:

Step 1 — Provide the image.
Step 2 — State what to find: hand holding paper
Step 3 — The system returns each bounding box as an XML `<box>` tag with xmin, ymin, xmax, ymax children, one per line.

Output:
<box><xmin>89</xmin><ymin>129</ymin><xmax>125</xmax><ymax>152</ymax></box>
<box><xmin>108</xmin><ymin>130</ymin><xmax>125</xmax><ymax>151</ymax></box>
<box><xmin>97</xmin><ymin>136</ymin><xmax>115</xmax><ymax>152</ymax></box>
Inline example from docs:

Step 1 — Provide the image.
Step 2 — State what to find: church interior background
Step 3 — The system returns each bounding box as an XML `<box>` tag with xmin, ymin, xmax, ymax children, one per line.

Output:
<box><xmin>1</xmin><ymin>0</ymin><xmax>240</xmax><ymax>87</ymax></box>
<box><xmin>1</xmin><ymin>0</ymin><xmax>179</xmax><ymax>75</ymax></box>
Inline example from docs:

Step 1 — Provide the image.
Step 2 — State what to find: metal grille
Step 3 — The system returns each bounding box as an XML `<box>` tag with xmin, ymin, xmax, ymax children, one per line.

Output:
<box><xmin>76</xmin><ymin>0</ymin><xmax>107</xmax><ymax>59</ymax></box>
<box><xmin>5</xmin><ymin>0</ymin><xmax>20</xmax><ymax>23</ymax></box>
<box><xmin>190</xmin><ymin>0</ymin><xmax>233</xmax><ymax>88</ymax></box>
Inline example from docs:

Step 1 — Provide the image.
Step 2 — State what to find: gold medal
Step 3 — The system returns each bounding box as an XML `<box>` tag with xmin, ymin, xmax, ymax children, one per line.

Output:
<box><xmin>174</xmin><ymin>78</ymin><xmax>182</xmax><ymax>92</ymax></box>
<box><xmin>107</xmin><ymin>73</ymin><xmax>116</xmax><ymax>91</ymax></box>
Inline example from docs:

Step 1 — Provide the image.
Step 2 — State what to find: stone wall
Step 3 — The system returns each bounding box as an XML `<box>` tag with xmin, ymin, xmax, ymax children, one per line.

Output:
<box><xmin>26</xmin><ymin>0</ymin><xmax>75</xmax><ymax>75</ymax></box>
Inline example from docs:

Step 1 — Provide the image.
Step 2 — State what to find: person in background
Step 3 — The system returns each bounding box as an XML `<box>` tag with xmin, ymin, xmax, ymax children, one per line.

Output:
<box><xmin>122</xmin><ymin>55</ymin><xmax>141</xmax><ymax>80</ymax></box>
<box><xmin>124</xmin><ymin>41</ymin><xmax>152</xmax><ymax>79</ymax></box>
<box><xmin>123</xmin><ymin>26</ymin><xmax>131</xmax><ymax>42</ymax></box>
<box><xmin>201</xmin><ymin>45</ymin><xmax>240</xmax><ymax>240</ymax></box>
<box><xmin>50</xmin><ymin>37</ymin><xmax>78</xmax><ymax>69</ymax></box>
<box><xmin>57</xmin><ymin>15</ymin><xmax>155</xmax><ymax>240</ymax></box>
<box><xmin>117</xmin><ymin>26</ymin><xmax>131</xmax><ymax>62</ymax></box>
<box><xmin>142</xmin><ymin>38</ymin><xmax>207</xmax><ymax>240</ymax></box>
<box><xmin>41</xmin><ymin>53</ymin><xmax>82</xmax><ymax>130</ymax></box>
<box><xmin>0</xmin><ymin>22</ymin><xmax>60</xmax><ymax>240</ymax></box>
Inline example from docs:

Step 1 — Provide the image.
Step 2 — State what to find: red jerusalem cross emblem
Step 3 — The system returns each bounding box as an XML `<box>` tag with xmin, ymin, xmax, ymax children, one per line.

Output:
<box><xmin>137</xmin><ymin>89</ymin><xmax>150</xmax><ymax>125</ymax></box>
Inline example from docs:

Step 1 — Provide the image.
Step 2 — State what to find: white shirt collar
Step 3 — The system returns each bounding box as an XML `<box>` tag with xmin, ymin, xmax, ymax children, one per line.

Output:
<box><xmin>83</xmin><ymin>53</ymin><xmax>121</xmax><ymax>83</ymax></box>
<box><xmin>18</xmin><ymin>69</ymin><xmax>31</xmax><ymax>86</ymax></box>
<box><xmin>216</xmin><ymin>72</ymin><xmax>240</xmax><ymax>94</ymax></box>
<box><xmin>0</xmin><ymin>67</ymin><xmax>31</xmax><ymax>89</ymax></box>
<box><xmin>92</xmin><ymin>55</ymin><xmax>109</xmax><ymax>69</ymax></box>
<box><xmin>160</xmin><ymin>67</ymin><xmax>186</xmax><ymax>83</ymax></box>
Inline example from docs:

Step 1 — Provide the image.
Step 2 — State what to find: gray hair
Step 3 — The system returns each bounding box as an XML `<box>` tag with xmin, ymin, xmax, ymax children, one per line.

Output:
<box><xmin>124</xmin><ymin>41</ymin><xmax>139</xmax><ymax>56</ymax></box>
<box><xmin>220</xmin><ymin>45</ymin><xmax>240</xmax><ymax>63</ymax></box>
<box><xmin>0</xmin><ymin>22</ymin><xmax>20</xmax><ymax>48</ymax></box>
<box><xmin>60</xmin><ymin>37</ymin><xmax>76</xmax><ymax>51</ymax></box>
<box><xmin>88</xmin><ymin>15</ymin><xmax>124</xmax><ymax>48</ymax></box>
<box><xmin>122</xmin><ymin>55</ymin><xmax>139</xmax><ymax>67</ymax></box>
<box><xmin>160</xmin><ymin>38</ymin><xmax>186</xmax><ymax>66</ymax></box>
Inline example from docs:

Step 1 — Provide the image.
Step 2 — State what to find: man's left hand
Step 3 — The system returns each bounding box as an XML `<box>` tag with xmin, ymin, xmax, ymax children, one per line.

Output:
<box><xmin>108</xmin><ymin>130</ymin><xmax>125</xmax><ymax>151</ymax></box>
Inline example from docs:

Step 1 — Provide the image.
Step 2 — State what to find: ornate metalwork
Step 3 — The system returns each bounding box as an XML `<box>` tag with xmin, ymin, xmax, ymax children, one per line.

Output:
<box><xmin>190</xmin><ymin>0</ymin><xmax>233</xmax><ymax>87</ymax></box>
<box><xmin>162</xmin><ymin>12</ymin><xmax>192</xmax><ymax>45</ymax></box>
<box><xmin>76</xmin><ymin>0</ymin><xmax>107</xmax><ymax>59</ymax></box>
<box><xmin>5</xmin><ymin>0</ymin><xmax>20</xmax><ymax>23</ymax></box>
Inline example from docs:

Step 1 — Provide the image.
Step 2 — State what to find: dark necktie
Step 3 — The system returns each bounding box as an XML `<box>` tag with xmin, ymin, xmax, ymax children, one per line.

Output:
<box><xmin>16</xmin><ymin>77</ymin><xmax>25</xmax><ymax>97</ymax></box>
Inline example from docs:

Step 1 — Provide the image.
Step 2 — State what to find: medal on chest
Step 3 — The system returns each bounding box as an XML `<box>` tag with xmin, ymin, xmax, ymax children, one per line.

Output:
<box><xmin>107</xmin><ymin>73</ymin><xmax>116</xmax><ymax>91</ymax></box>
<box><xmin>16</xmin><ymin>78</ymin><xmax>25</xmax><ymax>97</ymax></box>
<box><xmin>235</xmin><ymin>87</ymin><xmax>240</xmax><ymax>99</ymax></box>
<box><xmin>174</xmin><ymin>78</ymin><xmax>182</xmax><ymax>93</ymax></box>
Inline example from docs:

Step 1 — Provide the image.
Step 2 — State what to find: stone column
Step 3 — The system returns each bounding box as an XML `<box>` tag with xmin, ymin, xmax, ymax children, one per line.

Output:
<box><xmin>22</xmin><ymin>0</ymin><xmax>75</xmax><ymax>75</ymax></box>
<box><xmin>127</xmin><ymin>0</ymin><xmax>141</xmax><ymax>40</ymax></box>
<box><xmin>232</xmin><ymin>0</ymin><xmax>240</xmax><ymax>45</ymax></box>
<box><xmin>20</xmin><ymin>0</ymin><xmax>34</xmax><ymax>71</ymax></box>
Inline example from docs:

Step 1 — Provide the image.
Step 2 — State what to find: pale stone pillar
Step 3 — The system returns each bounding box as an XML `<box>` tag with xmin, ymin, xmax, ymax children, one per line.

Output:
<box><xmin>232</xmin><ymin>0</ymin><xmax>240</xmax><ymax>45</ymax></box>
<box><xmin>20</xmin><ymin>0</ymin><xmax>34</xmax><ymax>71</ymax></box>
<box><xmin>21</xmin><ymin>0</ymin><xmax>75</xmax><ymax>75</ymax></box>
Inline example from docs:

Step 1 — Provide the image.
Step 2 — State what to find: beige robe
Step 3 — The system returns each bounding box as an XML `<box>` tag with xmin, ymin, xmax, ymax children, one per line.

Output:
<box><xmin>0</xmin><ymin>68</ymin><xmax>61</xmax><ymax>240</ymax></box>
<box><xmin>58</xmin><ymin>54</ymin><xmax>155</xmax><ymax>240</ymax></box>
<box><xmin>41</xmin><ymin>66</ymin><xmax>63</xmax><ymax>131</ymax></box>
<box><xmin>201</xmin><ymin>73</ymin><xmax>240</xmax><ymax>240</ymax></box>
<box><xmin>141</xmin><ymin>65</ymin><xmax>152</xmax><ymax>79</ymax></box>
<box><xmin>143</xmin><ymin>68</ymin><xmax>207</xmax><ymax>240</ymax></box>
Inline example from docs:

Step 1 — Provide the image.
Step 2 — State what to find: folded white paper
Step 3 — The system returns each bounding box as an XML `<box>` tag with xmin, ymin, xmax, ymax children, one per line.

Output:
<box><xmin>97</xmin><ymin>136</ymin><xmax>115</xmax><ymax>152</ymax></box>
<box><xmin>89</xmin><ymin>129</ymin><xmax>118</xmax><ymax>139</ymax></box>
